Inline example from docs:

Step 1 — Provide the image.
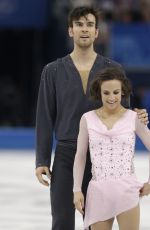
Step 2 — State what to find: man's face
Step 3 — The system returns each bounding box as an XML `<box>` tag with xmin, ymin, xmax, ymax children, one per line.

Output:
<box><xmin>69</xmin><ymin>14</ymin><xmax>99</xmax><ymax>48</ymax></box>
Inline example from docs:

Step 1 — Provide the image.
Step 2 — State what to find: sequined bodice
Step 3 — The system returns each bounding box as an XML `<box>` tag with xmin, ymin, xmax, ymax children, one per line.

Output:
<box><xmin>89</xmin><ymin>132</ymin><xmax>135</xmax><ymax>181</ymax></box>
<box><xmin>85</xmin><ymin>110</ymin><xmax>137</xmax><ymax>181</ymax></box>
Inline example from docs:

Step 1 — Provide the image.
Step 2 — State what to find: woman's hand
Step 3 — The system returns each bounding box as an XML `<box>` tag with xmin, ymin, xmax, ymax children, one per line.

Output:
<box><xmin>74</xmin><ymin>191</ymin><xmax>84</xmax><ymax>215</ymax></box>
<box><xmin>140</xmin><ymin>182</ymin><xmax>150</xmax><ymax>197</ymax></box>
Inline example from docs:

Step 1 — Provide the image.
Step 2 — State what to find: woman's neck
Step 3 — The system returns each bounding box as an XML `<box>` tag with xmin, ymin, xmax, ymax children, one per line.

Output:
<box><xmin>100</xmin><ymin>106</ymin><xmax>126</xmax><ymax>117</ymax></box>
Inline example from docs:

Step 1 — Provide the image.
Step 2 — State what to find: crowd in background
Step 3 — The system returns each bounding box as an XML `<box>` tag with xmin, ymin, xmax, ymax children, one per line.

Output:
<box><xmin>53</xmin><ymin>0</ymin><xmax>150</xmax><ymax>23</ymax></box>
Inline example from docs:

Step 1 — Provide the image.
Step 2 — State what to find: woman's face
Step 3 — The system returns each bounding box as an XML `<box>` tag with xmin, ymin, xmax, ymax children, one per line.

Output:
<box><xmin>101</xmin><ymin>79</ymin><xmax>122</xmax><ymax>111</ymax></box>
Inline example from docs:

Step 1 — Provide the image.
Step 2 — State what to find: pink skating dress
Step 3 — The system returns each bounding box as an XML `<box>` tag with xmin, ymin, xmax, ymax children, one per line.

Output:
<box><xmin>73</xmin><ymin>109</ymin><xmax>150</xmax><ymax>229</ymax></box>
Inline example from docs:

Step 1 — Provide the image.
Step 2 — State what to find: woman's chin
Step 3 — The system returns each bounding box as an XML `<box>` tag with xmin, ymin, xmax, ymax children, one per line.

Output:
<box><xmin>106</xmin><ymin>104</ymin><xmax>119</xmax><ymax>112</ymax></box>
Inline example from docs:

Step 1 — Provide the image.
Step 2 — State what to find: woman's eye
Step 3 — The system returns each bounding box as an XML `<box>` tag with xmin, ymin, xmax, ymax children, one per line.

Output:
<box><xmin>114</xmin><ymin>92</ymin><xmax>119</xmax><ymax>95</ymax></box>
<box><xmin>104</xmin><ymin>92</ymin><xmax>109</xmax><ymax>95</ymax></box>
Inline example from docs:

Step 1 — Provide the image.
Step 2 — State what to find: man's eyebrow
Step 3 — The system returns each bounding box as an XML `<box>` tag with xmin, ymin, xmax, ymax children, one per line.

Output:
<box><xmin>74</xmin><ymin>21</ymin><xmax>82</xmax><ymax>23</ymax></box>
<box><xmin>74</xmin><ymin>20</ymin><xmax>95</xmax><ymax>24</ymax></box>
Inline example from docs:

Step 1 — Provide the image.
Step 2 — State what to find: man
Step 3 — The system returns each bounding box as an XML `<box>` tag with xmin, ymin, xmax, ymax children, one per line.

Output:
<box><xmin>35</xmin><ymin>6</ymin><xmax>148</xmax><ymax>230</ymax></box>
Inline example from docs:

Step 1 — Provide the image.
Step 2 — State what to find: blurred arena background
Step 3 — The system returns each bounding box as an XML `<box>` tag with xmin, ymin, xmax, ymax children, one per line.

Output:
<box><xmin>0</xmin><ymin>0</ymin><xmax>150</xmax><ymax>229</ymax></box>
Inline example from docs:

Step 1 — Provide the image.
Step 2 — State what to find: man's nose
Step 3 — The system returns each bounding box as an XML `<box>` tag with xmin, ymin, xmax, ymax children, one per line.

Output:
<box><xmin>82</xmin><ymin>24</ymin><xmax>88</xmax><ymax>31</ymax></box>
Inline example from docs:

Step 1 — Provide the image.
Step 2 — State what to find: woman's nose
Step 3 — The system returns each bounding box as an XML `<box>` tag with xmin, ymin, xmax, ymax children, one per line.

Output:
<box><xmin>109</xmin><ymin>94</ymin><xmax>115</xmax><ymax>100</ymax></box>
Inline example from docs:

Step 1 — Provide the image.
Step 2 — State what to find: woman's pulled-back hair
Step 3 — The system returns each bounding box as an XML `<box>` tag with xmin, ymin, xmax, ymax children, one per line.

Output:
<box><xmin>90</xmin><ymin>67</ymin><xmax>132</xmax><ymax>101</ymax></box>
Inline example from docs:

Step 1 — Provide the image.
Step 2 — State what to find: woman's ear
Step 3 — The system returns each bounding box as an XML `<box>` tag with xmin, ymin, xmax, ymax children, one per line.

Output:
<box><xmin>121</xmin><ymin>90</ymin><xmax>125</xmax><ymax>96</ymax></box>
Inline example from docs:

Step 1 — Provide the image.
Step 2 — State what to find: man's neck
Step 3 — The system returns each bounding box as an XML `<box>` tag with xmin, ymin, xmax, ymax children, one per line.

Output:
<box><xmin>70</xmin><ymin>46</ymin><xmax>97</xmax><ymax>65</ymax></box>
<box><xmin>70</xmin><ymin>47</ymin><xmax>97</xmax><ymax>62</ymax></box>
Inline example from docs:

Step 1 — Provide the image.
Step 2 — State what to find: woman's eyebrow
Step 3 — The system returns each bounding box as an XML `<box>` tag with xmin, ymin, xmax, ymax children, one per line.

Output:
<box><xmin>103</xmin><ymin>89</ymin><xmax>120</xmax><ymax>91</ymax></box>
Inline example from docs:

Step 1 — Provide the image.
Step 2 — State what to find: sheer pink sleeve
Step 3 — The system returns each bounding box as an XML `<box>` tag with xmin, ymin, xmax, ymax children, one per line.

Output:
<box><xmin>135</xmin><ymin>115</ymin><xmax>150</xmax><ymax>183</ymax></box>
<box><xmin>135</xmin><ymin>115</ymin><xmax>150</xmax><ymax>150</ymax></box>
<box><xmin>73</xmin><ymin>115</ymin><xmax>89</xmax><ymax>192</ymax></box>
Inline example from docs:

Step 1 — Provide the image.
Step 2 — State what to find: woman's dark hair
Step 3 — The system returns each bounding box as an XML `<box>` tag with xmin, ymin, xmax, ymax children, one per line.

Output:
<box><xmin>90</xmin><ymin>67</ymin><xmax>132</xmax><ymax>101</ymax></box>
<box><xmin>68</xmin><ymin>6</ymin><xmax>100</xmax><ymax>29</ymax></box>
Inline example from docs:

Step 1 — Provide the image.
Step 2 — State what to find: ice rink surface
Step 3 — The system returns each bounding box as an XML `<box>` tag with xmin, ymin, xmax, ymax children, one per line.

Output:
<box><xmin>0</xmin><ymin>150</ymin><xmax>150</xmax><ymax>230</ymax></box>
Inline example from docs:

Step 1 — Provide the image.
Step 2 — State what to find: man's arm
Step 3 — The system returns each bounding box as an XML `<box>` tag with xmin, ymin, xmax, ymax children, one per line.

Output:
<box><xmin>35</xmin><ymin>63</ymin><xmax>56</xmax><ymax>186</ymax></box>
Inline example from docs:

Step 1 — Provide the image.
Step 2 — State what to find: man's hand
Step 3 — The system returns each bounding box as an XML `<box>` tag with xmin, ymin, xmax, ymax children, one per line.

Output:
<box><xmin>73</xmin><ymin>191</ymin><xmax>84</xmax><ymax>215</ymax></box>
<box><xmin>134</xmin><ymin>108</ymin><xmax>149</xmax><ymax>125</ymax></box>
<box><xmin>35</xmin><ymin>166</ymin><xmax>51</xmax><ymax>187</ymax></box>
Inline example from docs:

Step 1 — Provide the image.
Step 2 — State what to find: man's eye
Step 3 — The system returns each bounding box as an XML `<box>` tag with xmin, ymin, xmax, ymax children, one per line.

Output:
<box><xmin>76</xmin><ymin>23</ymin><xmax>82</xmax><ymax>27</ymax></box>
<box><xmin>87</xmin><ymin>23</ymin><xmax>94</xmax><ymax>27</ymax></box>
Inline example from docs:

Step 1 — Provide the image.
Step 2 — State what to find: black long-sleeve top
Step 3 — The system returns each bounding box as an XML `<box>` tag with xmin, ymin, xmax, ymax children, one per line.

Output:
<box><xmin>36</xmin><ymin>54</ymin><xmax>129</xmax><ymax>168</ymax></box>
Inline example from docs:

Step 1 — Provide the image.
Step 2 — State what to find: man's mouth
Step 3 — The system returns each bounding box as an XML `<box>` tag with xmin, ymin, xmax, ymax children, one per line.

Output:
<box><xmin>80</xmin><ymin>36</ymin><xmax>89</xmax><ymax>38</ymax></box>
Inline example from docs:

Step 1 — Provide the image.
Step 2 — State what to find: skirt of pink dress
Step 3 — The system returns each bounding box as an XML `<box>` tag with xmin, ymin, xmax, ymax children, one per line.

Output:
<box><xmin>84</xmin><ymin>175</ymin><xmax>143</xmax><ymax>229</ymax></box>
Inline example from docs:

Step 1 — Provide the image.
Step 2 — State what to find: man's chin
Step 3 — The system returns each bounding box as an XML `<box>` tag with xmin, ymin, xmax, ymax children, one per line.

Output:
<box><xmin>78</xmin><ymin>43</ymin><xmax>92</xmax><ymax>49</ymax></box>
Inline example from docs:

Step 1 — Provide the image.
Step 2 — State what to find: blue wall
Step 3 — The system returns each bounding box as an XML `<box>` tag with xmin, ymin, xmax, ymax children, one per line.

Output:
<box><xmin>110</xmin><ymin>23</ymin><xmax>150</xmax><ymax>70</ymax></box>
<box><xmin>0</xmin><ymin>0</ymin><xmax>50</xmax><ymax>28</ymax></box>
<box><xmin>0</xmin><ymin>128</ymin><xmax>35</xmax><ymax>149</ymax></box>
<box><xmin>0</xmin><ymin>128</ymin><xmax>147</xmax><ymax>151</ymax></box>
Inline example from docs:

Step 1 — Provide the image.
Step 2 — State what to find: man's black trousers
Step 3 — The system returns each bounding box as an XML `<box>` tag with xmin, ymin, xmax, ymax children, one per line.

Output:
<box><xmin>50</xmin><ymin>143</ymin><xmax>92</xmax><ymax>230</ymax></box>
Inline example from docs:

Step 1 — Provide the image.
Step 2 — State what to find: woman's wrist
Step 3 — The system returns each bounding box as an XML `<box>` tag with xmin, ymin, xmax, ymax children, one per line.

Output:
<box><xmin>73</xmin><ymin>188</ymin><xmax>81</xmax><ymax>193</ymax></box>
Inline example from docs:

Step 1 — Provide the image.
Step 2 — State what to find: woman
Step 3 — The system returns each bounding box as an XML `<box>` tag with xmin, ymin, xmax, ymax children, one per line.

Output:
<box><xmin>73</xmin><ymin>67</ymin><xmax>150</xmax><ymax>230</ymax></box>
